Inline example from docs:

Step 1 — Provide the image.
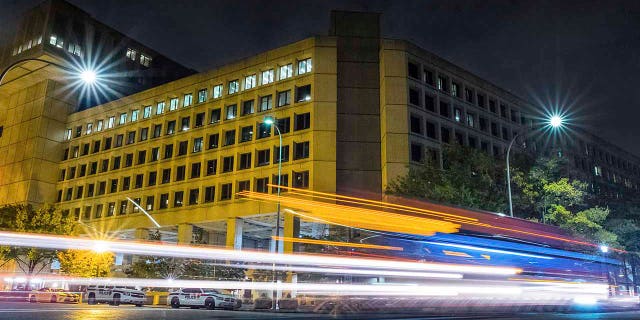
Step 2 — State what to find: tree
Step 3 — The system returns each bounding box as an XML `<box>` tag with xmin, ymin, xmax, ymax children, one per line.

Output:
<box><xmin>0</xmin><ymin>204</ymin><xmax>75</xmax><ymax>277</ymax></box>
<box><xmin>57</xmin><ymin>250</ymin><xmax>114</xmax><ymax>277</ymax></box>
<box><xmin>387</xmin><ymin>144</ymin><xmax>505</xmax><ymax>212</ymax></box>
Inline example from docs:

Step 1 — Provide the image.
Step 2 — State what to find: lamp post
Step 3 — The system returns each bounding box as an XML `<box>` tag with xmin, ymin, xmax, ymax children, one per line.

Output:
<box><xmin>506</xmin><ymin>115</ymin><xmax>564</xmax><ymax>217</ymax></box>
<box><xmin>264</xmin><ymin>116</ymin><xmax>282</xmax><ymax>310</ymax></box>
<box><xmin>0</xmin><ymin>57</ymin><xmax>97</xmax><ymax>86</ymax></box>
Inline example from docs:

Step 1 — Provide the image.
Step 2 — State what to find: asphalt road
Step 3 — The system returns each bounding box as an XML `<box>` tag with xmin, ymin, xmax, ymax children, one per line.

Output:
<box><xmin>1</xmin><ymin>302</ymin><xmax>640</xmax><ymax>319</ymax></box>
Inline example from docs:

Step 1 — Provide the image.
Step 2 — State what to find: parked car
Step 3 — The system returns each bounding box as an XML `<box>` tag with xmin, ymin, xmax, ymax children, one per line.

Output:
<box><xmin>28</xmin><ymin>288</ymin><xmax>79</xmax><ymax>303</ymax></box>
<box><xmin>167</xmin><ymin>288</ymin><xmax>237</xmax><ymax>310</ymax></box>
<box><xmin>86</xmin><ymin>285</ymin><xmax>145</xmax><ymax>306</ymax></box>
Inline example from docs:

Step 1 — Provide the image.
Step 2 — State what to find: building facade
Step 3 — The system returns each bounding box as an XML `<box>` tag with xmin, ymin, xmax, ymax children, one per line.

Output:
<box><xmin>2</xmin><ymin>2</ymin><xmax>639</xmax><ymax>254</ymax></box>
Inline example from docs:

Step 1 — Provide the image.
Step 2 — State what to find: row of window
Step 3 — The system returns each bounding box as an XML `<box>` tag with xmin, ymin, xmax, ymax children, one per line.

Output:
<box><xmin>62</xmin><ymin>112</ymin><xmax>311</xmax><ymax>161</ymax></box>
<box><xmin>410</xmin><ymin>109</ymin><xmax>517</xmax><ymax>143</ymax></box>
<box><xmin>65</xmin><ymin>171</ymin><xmax>310</xmax><ymax>220</ymax></box>
<box><xmin>408</xmin><ymin>61</ymin><xmax>529</xmax><ymax>125</ymax></box>
<box><xmin>64</xmin><ymin>85</ymin><xmax>311</xmax><ymax>140</ymax></box>
<box><xmin>11</xmin><ymin>35</ymin><xmax>42</xmax><ymax>56</ymax></box>
<box><xmin>59</xmin><ymin>140</ymin><xmax>310</xmax><ymax>186</ymax></box>
<box><xmin>126</xmin><ymin>48</ymin><xmax>152</xmax><ymax>67</ymax></box>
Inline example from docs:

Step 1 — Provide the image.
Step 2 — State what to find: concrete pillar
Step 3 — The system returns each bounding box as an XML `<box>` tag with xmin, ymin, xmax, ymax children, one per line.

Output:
<box><xmin>225</xmin><ymin>218</ymin><xmax>243</xmax><ymax>250</ymax></box>
<box><xmin>283</xmin><ymin>211</ymin><xmax>300</xmax><ymax>253</ymax></box>
<box><xmin>134</xmin><ymin>227</ymin><xmax>150</xmax><ymax>240</ymax></box>
<box><xmin>177</xmin><ymin>223</ymin><xmax>193</xmax><ymax>244</ymax></box>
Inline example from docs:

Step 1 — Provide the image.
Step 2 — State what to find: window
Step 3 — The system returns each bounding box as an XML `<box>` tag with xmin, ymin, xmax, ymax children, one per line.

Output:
<box><xmin>277</xmin><ymin>90</ymin><xmax>291</xmax><ymax>107</ymax></box>
<box><xmin>178</xmin><ymin>140</ymin><xmax>188</xmax><ymax>156</ymax></box>
<box><xmin>479</xmin><ymin>117</ymin><xmax>488</xmax><ymax>132</ymax></box>
<box><xmin>107</xmin><ymin>202</ymin><xmax>115</xmax><ymax>216</ymax></box>
<box><xmin>65</xmin><ymin>128</ymin><xmax>72</xmax><ymax>140</ymax></box>
<box><xmin>240</xmin><ymin>126</ymin><xmax>253</xmax><ymax>142</ymax></box>
<box><xmin>262</xmin><ymin>69</ymin><xmax>274</xmax><ymax>84</ymax></box>
<box><xmin>441</xmin><ymin>127</ymin><xmax>450</xmax><ymax>143</ymax></box>
<box><xmin>454</xmin><ymin>107</ymin><xmax>462</xmax><ymax>122</ymax></box>
<box><xmin>176</xmin><ymin>165</ymin><xmax>186</xmax><ymax>181</ymax></box>
<box><xmin>98</xmin><ymin>181</ymin><xmax>106</xmax><ymax>195</ymax></box>
<box><xmin>110</xmin><ymin>179</ymin><xmax>118</xmax><ymax>193</ymax></box>
<box><xmin>298</xmin><ymin>58</ymin><xmax>312</xmax><ymax>74</ymax></box>
<box><xmin>126</xmin><ymin>48</ymin><xmax>137</xmax><ymax>61</ymax></box>
<box><xmin>204</xmin><ymin>186</ymin><xmax>215</xmax><ymax>203</ymax></box>
<box><xmin>146</xmin><ymin>196</ymin><xmax>154</xmax><ymax>211</ymax></box>
<box><xmin>225</xmin><ymin>104</ymin><xmax>237</xmax><ymax>120</ymax></box>
<box><xmin>272</xmin><ymin>174</ymin><xmax>289</xmax><ymax>193</ymax></box>
<box><xmin>242</xmin><ymin>100</ymin><xmax>254</xmax><ymax>116</ymax></box>
<box><xmin>423</xmin><ymin>68</ymin><xmax>434</xmax><ymax>85</ymax></box>
<box><xmin>594</xmin><ymin>166</ymin><xmax>602</xmax><ymax>176</ymax></box>
<box><xmin>140</xmin><ymin>127</ymin><xmax>149</xmax><ymax>141</ymax></box>
<box><xmin>491</xmin><ymin>122</ymin><xmax>498</xmax><ymax>137</ymax></box>
<box><xmin>220</xmin><ymin>183</ymin><xmax>233</xmax><ymax>200</ymax></box>
<box><xmin>477</xmin><ymin>94</ymin><xmax>486</xmax><ymax>108</ymax></box>
<box><xmin>191</xmin><ymin>162</ymin><xmax>201</xmax><ymax>179</ymax></box>
<box><xmin>135</xmin><ymin>174</ymin><xmax>143</xmax><ymax>188</ymax></box>
<box><xmin>222</xmin><ymin>156</ymin><xmax>234</xmax><ymax>173</ymax></box>
<box><xmin>437</xmin><ymin>76</ymin><xmax>448</xmax><ymax>92</ymax></box>
<box><xmin>411</xmin><ymin>143</ymin><xmax>423</xmax><ymax>162</ymax></box>
<box><xmin>244</xmin><ymin>74</ymin><xmax>256</xmax><ymax>90</ymax></box>
<box><xmin>170</xmin><ymin>98</ymin><xmax>179</xmax><ymax>111</ymax></box>
<box><xmin>465</xmin><ymin>88</ymin><xmax>474</xmax><ymax>103</ymax></box>
<box><xmin>467</xmin><ymin>113</ymin><xmax>475</xmax><ymax>128</ymax></box>
<box><xmin>96</xmin><ymin>120</ymin><xmax>103</xmax><ymax>131</ymax></box>
<box><xmin>124</xmin><ymin>153</ymin><xmax>133</xmax><ymax>167</ymax></box>
<box><xmin>183</xmin><ymin>93</ymin><xmax>193</xmax><ymax>107</ymax></box>
<box><xmin>162</xmin><ymin>168</ymin><xmax>171</xmax><ymax>184</ymax></box>
<box><xmin>213</xmin><ymin>84</ymin><xmax>223</xmax><ymax>98</ymax></box>
<box><xmin>193</xmin><ymin>137</ymin><xmax>203</xmax><ymax>153</ymax></box>
<box><xmin>279</xmin><ymin>63</ymin><xmax>293</xmax><ymax>80</ymax></box>
<box><xmin>228</xmin><ymin>80</ymin><xmax>239</xmax><ymax>94</ymax></box>
<box><xmin>166</xmin><ymin>120</ymin><xmax>176</xmax><ymax>134</ymax></box>
<box><xmin>174</xmin><ymin>191</ymin><xmax>184</xmax><ymax>207</ymax></box>
<box><xmin>410</xmin><ymin>115</ymin><xmax>423</xmax><ymax>135</ymax></box>
<box><xmin>293</xmin><ymin>141</ymin><xmax>310</xmax><ymax>160</ymax></box>
<box><xmin>426</xmin><ymin>121</ymin><xmax>436</xmax><ymax>139</ymax></box>
<box><xmin>208</xmin><ymin>133</ymin><xmax>219</xmax><ymax>149</ymax></box>
<box><xmin>153</xmin><ymin>124</ymin><xmax>162</xmax><ymax>138</ymax></box>
<box><xmin>500</xmin><ymin>104</ymin><xmax>507</xmax><ymax>118</ymax></box>
<box><xmin>101</xmin><ymin>159</ymin><xmax>109</xmax><ymax>173</ymax></box>
<box><xmin>206</xmin><ymin>159</ymin><xmax>217</xmax><ymax>176</ymax></box>
<box><xmin>256</xmin><ymin>177</ymin><xmax>269</xmax><ymax>193</ymax></box>
<box><xmin>198</xmin><ymin>89</ymin><xmax>207</xmax><ymax>103</ymax></box>
<box><xmin>119</xmin><ymin>113</ymin><xmax>127</xmax><ymax>125</ymax></box>
<box><xmin>127</xmin><ymin>131</ymin><xmax>135</xmax><ymax>144</ymax></box>
<box><xmin>72</xmin><ymin>146</ymin><xmax>79</xmax><ymax>158</ymax></box>
<box><xmin>274</xmin><ymin>145</ymin><xmax>290</xmax><ymax>163</ymax></box>
<box><xmin>112</xmin><ymin>156</ymin><xmax>121</xmax><ymax>170</ymax></box>
<box><xmin>257</xmin><ymin>122</ymin><xmax>271</xmax><ymax>139</ymax></box>
<box><xmin>181</xmin><ymin>116</ymin><xmax>190</xmax><ymax>131</ymax></box>
<box><xmin>259</xmin><ymin>95</ymin><xmax>272</xmax><ymax>111</ymax></box>
<box><xmin>150</xmin><ymin>147</ymin><xmax>159</xmax><ymax>162</ymax></box>
<box><xmin>189</xmin><ymin>189</ymin><xmax>199</xmax><ymax>205</ymax></box>
<box><xmin>143</xmin><ymin>106</ymin><xmax>152</xmax><ymax>118</ymax></box>
<box><xmin>294</xmin><ymin>113</ymin><xmax>310</xmax><ymax>131</ymax></box>
<box><xmin>159</xmin><ymin>194</ymin><xmax>169</xmax><ymax>209</ymax></box>
<box><xmin>210</xmin><ymin>108</ymin><xmax>221</xmax><ymax>123</ymax></box>
<box><xmin>502</xmin><ymin>127</ymin><xmax>509</xmax><ymax>140</ymax></box>
<box><xmin>293</xmin><ymin>171</ymin><xmax>310</xmax><ymax>188</ymax></box>
<box><xmin>455</xmin><ymin>132</ymin><xmax>464</xmax><ymax>145</ymax></box>
<box><xmin>122</xmin><ymin>176</ymin><xmax>131</xmax><ymax>191</ymax></box>
<box><xmin>164</xmin><ymin>144</ymin><xmax>173</xmax><ymax>159</ymax></box>
<box><xmin>75</xmin><ymin>126</ymin><xmax>82</xmax><ymax>138</ymax></box>
<box><xmin>238</xmin><ymin>180</ymin><xmax>250</xmax><ymax>192</ymax></box>
<box><xmin>75</xmin><ymin>186</ymin><xmax>83</xmax><ymax>199</ymax></box>
<box><xmin>439</xmin><ymin>101</ymin><xmax>450</xmax><ymax>118</ymax></box>
<box><xmin>87</xmin><ymin>184</ymin><xmax>94</xmax><ymax>197</ymax></box>
<box><xmin>107</xmin><ymin>116</ymin><xmax>115</xmax><ymax>129</ymax></box>
<box><xmin>451</xmin><ymin>82</ymin><xmax>459</xmax><ymax>98</ymax></box>
<box><xmin>148</xmin><ymin>171</ymin><xmax>157</xmax><ymax>186</ymax></box>
<box><xmin>63</xmin><ymin>188</ymin><xmax>72</xmax><ymax>201</ymax></box>
<box><xmin>156</xmin><ymin>101</ymin><xmax>165</xmax><ymax>115</ymax></box>
<box><xmin>408</xmin><ymin>62</ymin><xmax>420</xmax><ymax>79</ymax></box>
<box><xmin>224</xmin><ymin>130</ymin><xmax>235</xmax><ymax>146</ymax></box>
<box><xmin>86</xmin><ymin>123</ymin><xmax>93</xmax><ymax>134</ymax></box>
<box><xmin>277</xmin><ymin>117</ymin><xmax>290</xmax><ymax>133</ymax></box>
<box><xmin>409</xmin><ymin>88</ymin><xmax>420</xmax><ymax>105</ymax></box>
<box><xmin>257</xmin><ymin>149</ymin><xmax>270</xmax><ymax>166</ymax></box>
<box><xmin>137</xmin><ymin>150</ymin><xmax>146</xmax><ymax>164</ymax></box>
<box><xmin>81</xmin><ymin>143</ymin><xmax>89</xmax><ymax>156</ymax></box>
<box><xmin>489</xmin><ymin>99</ymin><xmax>497</xmax><ymax>113</ymax></box>
<box><xmin>296</xmin><ymin>85</ymin><xmax>311</xmax><ymax>102</ymax></box>
<box><xmin>131</xmin><ymin>110</ymin><xmax>139</xmax><ymax>122</ymax></box>
<box><xmin>195</xmin><ymin>112</ymin><xmax>205</xmax><ymax>127</ymax></box>
<box><xmin>104</xmin><ymin>137</ymin><xmax>112</xmax><ymax>150</ymax></box>
<box><xmin>239</xmin><ymin>153</ymin><xmax>252</xmax><ymax>170</ymax></box>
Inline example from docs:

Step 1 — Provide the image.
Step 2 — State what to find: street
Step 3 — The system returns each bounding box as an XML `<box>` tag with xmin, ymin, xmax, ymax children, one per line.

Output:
<box><xmin>1</xmin><ymin>302</ymin><xmax>640</xmax><ymax>320</ymax></box>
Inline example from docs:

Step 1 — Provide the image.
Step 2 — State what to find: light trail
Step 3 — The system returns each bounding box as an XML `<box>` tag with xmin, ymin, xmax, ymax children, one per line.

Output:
<box><xmin>271</xmin><ymin>236</ymin><xmax>403</xmax><ymax>251</ymax></box>
<box><xmin>234</xmin><ymin>264</ymin><xmax>464</xmax><ymax>279</ymax></box>
<box><xmin>0</xmin><ymin>231</ymin><xmax>520</xmax><ymax>276</ymax></box>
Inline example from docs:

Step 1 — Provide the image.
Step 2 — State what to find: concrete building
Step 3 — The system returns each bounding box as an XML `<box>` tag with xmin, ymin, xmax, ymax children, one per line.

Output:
<box><xmin>1</xmin><ymin>1</ymin><xmax>639</xmax><ymax>253</ymax></box>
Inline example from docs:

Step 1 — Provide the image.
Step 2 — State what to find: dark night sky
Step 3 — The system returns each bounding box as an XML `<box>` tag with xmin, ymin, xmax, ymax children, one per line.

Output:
<box><xmin>2</xmin><ymin>0</ymin><xmax>640</xmax><ymax>156</ymax></box>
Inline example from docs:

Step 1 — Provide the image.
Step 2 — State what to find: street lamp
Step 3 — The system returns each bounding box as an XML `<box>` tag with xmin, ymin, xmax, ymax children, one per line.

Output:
<box><xmin>264</xmin><ymin>115</ymin><xmax>282</xmax><ymax>310</ymax></box>
<box><xmin>505</xmin><ymin>114</ymin><xmax>565</xmax><ymax>217</ymax></box>
<box><xmin>0</xmin><ymin>58</ymin><xmax>98</xmax><ymax>87</ymax></box>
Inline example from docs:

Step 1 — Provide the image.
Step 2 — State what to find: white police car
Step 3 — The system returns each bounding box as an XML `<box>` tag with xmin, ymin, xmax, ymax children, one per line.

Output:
<box><xmin>167</xmin><ymin>288</ymin><xmax>236</xmax><ymax>310</ymax></box>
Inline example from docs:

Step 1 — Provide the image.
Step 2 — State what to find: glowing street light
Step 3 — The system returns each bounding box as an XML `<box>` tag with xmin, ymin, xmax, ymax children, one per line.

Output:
<box><xmin>600</xmin><ymin>245</ymin><xmax>609</xmax><ymax>253</ymax></box>
<box><xmin>79</xmin><ymin>69</ymin><xmax>97</xmax><ymax>85</ymax></box>
<box><xmin>506</xmin><ymin>115</ymin><xmax>566</xmax><ymax>217</ymax></box>
<box><xmin>264</xmin><ymin>115</ymin><xmax>283</xmax><ymax>310</ymax></box>
<box><xmin>92</xmin><ymin>241</ymin><xmax>110</xmax><ymax>253</ymax></box>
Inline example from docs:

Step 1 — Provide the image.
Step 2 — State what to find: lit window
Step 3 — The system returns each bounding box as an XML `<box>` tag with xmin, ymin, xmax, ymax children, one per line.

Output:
<box><xmin>139</xmin><ymin>54</ymin><xmax>152</xmax><ymax>67</ymax></box>
<box><xmin>86</xmin><ymin>123</ymin><xmax>93</xmax><ymax>134</ymax></box>
<box><xmin>119</xmin><ymin>113</ymin><xmax>127</xmax><ymax>125</ymax></box>
<box><xmin>169</xmin><ymin>98</ymin><xmax>179</xmax><ymax>111</ymax></box>
<box><xmin>244</xmin><ymin>74</ymin><xmax>256</xmax><ymax>90</ymax></box>
<box><xmin>183</xmin><ymin>93</ymin><xmax>193</xmax><ymax>107</ymax></box>
<box><xmin>64</xmin><ymin>128</ymin><xmax>72</xmax><ymax>141</ymax></box>
<box><xmin>126</xmin><ymin>48</ymin><xmax>137</xmax><ymax>61</ymax></box>
<box><xmin>262</xmin><ymin>69</ymin><xmax>274</xmax><ymax>84</ymax></box>
<box><xmin>213</xmin><ymin>84</ymin><xmax>223</xmax><ymax>98</ymax></box>
<box><xmin>96</xmin><ymin>120</ymin><xmax>103</xmax><ymax>132</ymax></box>
<box><xmin>594</xmin><ymin>166</ymin><xmax>602</xmax><ymax>176</ymax></box>
<box><xmin>467</xmin><ymin>113</ymin><xmax>475</xmax><ymax>128</ymax></box>
<box><xmin>131</xmin><ymin>110</ymin><xmax>139</xmax><ymax>122</ymax></box>
<box><xmin>259</xmin><ymin>95</ymin><xmax>272</xmax><ymax>112</ymax></box>
<box><xmin>49</xmin><ymin>35</ymin><xmax>56</xmax><ymax>45</ymax></box>
<box><xmin>228</xmin><ymin>80</ymin><xmax>239</xmax><ymax>94</ymax></box>
<box><xmin>156</xmin><ymin>101</ymin><xmax>165</xmax><ymax>114</ymax></box>
<box><xmin>143</xmin><ymin>106</ymin><xmax>152</xmax><ymax>119</ymax></box>
<box><xmin>277</xmin><ymin>90</ymin><xmax>290</xmax><ymax>107</ymax></box>
<box><xmin>197</xmin><ymin>89</ymin><xmax>207</xmax><ymax>103</ymax></box>
<box><xmin>108</xmin><ymin>117</ymin><xmax>115</xmax><ymax>129</ymax></box>
<box><xmin>298</xmin><ymin>58</ymin><xmax>312</xmax><ymax>75</ymax></box>
<box><xmin>49</xmin><ymin>35</ymin><xmax>63</xmax><ymax>48</ymax></box>
<box><xmin>226</xmin><ymin>104</ymin><xmax>237</xmax><ymax>120</ymax></box>
<box><xmin>279</xmin><ymin>64</ymin><xmax>293</xmax><ymax>80</ymax></box>
<box><xmin>454</xmin><ymin>108</ymin><xmax>462</xmax><ymax>122</ymax></box>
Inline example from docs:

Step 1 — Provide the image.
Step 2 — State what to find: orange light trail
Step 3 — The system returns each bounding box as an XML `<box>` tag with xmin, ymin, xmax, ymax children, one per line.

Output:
<box><xmin>272</xmin><ymin>236</ymin><xmax>403</xmax><ymax>251</ymax></box>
